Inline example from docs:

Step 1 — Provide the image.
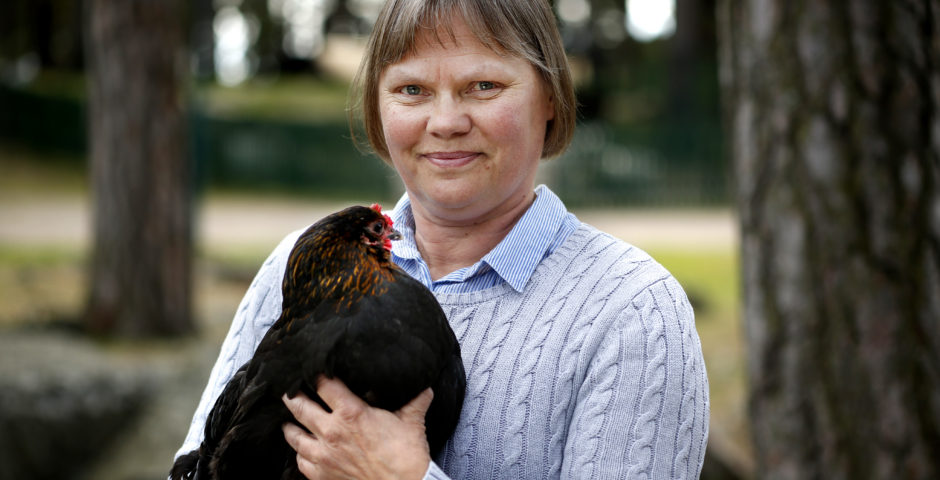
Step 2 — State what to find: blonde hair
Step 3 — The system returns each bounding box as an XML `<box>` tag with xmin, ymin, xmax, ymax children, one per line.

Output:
<box><xmin>349</xmin><ymin>0</ymin><xmax>576</xmax><ymax>163</ymax></box>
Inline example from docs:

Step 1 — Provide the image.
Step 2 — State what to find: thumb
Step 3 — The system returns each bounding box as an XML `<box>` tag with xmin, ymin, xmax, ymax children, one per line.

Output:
<box><xmin>397</xmin><ymin>388</ymin><xmax>434</xmax><ymax>423</ymax></box>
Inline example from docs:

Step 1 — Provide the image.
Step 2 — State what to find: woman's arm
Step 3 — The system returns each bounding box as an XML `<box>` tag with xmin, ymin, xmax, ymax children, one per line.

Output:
<box><xmin>562</xmin><ymin>277</ymin><xmax>710</xmax><ymax>479</ymax></box>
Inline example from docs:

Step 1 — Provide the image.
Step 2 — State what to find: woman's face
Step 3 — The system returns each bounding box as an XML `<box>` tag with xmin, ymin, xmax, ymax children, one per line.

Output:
<box><xmin>378</xmin><ymin>17</ymin><xmax>554</xmax><ymax>224</ymax></box>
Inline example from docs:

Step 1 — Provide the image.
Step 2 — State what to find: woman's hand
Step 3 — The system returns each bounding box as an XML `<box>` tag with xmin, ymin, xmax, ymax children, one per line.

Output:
<box><xmin>282</xmin><ymin>377</ymin><xmax>434</xmax><ymax>480</ymax></box>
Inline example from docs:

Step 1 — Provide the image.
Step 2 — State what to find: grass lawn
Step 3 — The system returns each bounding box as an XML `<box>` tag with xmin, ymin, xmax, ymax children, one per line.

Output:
<box><xmin>651</xmin><ymin>248</ymin><xmax>751</xmax><ymax>470</ymax></box>
<box><xmin>196</xmin><ymin>75</ymin><xmax>351</xmax><ymax>123</ymax></box>
<box><xmin>16</xmin><ymin>70</ymin><xmax>353</xmax><ymax>123</ymax></box>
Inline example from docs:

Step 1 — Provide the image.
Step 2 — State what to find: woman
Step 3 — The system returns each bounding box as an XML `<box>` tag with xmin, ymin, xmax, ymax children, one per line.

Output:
<box><xmin>177</xmin><ymin>0</ymin><xmax>709</xmax><ymax>478</ymax></box>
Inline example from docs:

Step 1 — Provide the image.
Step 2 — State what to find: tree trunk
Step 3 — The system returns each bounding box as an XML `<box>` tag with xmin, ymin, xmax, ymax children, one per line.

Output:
<box><xmin>717</xmin><ymin>1</ymin><xmax>940</xmax><ymax>478</ymax></box>
<box><xmin>84</xmin><ymin>0</ymin><xmax>193</xmax><ymax>337</ymax></box>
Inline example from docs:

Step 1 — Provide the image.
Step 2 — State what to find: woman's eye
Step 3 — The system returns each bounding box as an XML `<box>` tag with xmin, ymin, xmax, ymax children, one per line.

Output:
<box><xmin>469</xmin><ymin>81</ymin><xmax>501</xmax><ymax>97</ymax></box>
<box><xmin>401</xmin><ymin>85</ymin><xmax>422</xmax><ymax>95</ymax></box>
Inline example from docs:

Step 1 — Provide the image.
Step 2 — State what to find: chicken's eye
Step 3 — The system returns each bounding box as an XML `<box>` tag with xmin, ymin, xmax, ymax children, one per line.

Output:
<box><xmin>370</xmin><ymin>222</ymin><xmax>384</xmax><ymax>235</ymax></box>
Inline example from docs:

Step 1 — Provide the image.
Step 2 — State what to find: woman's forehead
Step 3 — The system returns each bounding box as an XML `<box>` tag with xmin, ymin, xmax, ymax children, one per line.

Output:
<box><xmin>388</xmin><ymin>12</ymin><xmax>509</xmax><ymax>64</ymax></box>
<box><xmin>381</xmin><ymin>54</ymin><xmax>526</xmax><ymax>86</ymax></box>
<box><xmin>417</xmin><ymin>18</ymin><xmax>507</xmax><ymax>54</ymax></box>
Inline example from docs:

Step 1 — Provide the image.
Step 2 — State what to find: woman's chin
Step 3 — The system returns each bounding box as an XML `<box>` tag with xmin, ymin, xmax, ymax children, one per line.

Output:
<box><xmin>412</xmin><ymin>186</ymin><xmax>493</xmax><ymax>220</ymax></box>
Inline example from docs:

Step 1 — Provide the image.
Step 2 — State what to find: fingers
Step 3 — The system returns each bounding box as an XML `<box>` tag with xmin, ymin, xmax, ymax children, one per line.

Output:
<box><xmin>282</xmin><ymin>420</ymin><xmax>311</xmax><ymax>452</ymax></box>
<box><xmin>282</xmin><ymin>377</ymin><xmax>366</xmax><ymax>441</ymax></box>
<box><xmin>282</xmin><ymin>398</ymin><xmax>328</xmax><ymax>479</ymax></box>
<box><xmin>295</xmin><ymin>454</ymin><xmax>317</xmax><ymax>479</ymax></box>
<box><xmin>284</xmin><ymin>378</ymin><xmax>432</xmax><ymax>434</ymax></box>
<box><xmin>315</xmin><ymin>376</ymin><xmax>365</xmax><ymax>412</ymax></box>
<box><xmin>282</xmin><ymin>391</ymin><xmax>333</xmax><ymax>442</ymax></box>
<box><xmin>282</xmin><ymin>422</ymin><xmax>319</xmax><ymax>478</ymax></box>
<box><xmin>397</xmin><ymin>388</ymin><xmax>434</xmax><ymax>422</ymax></box>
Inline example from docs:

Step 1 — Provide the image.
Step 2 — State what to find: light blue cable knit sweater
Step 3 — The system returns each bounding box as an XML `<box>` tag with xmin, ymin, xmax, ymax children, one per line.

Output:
<box><xmin>177</xmin><ymin>222</ymin><xmax>709</xmax><ymax>479</ymax></box>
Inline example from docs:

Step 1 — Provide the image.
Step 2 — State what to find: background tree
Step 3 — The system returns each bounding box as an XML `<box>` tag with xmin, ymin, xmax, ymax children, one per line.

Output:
<box><xmin>84</xmin><ymin>0</ymin><xmax>193</xmax><ymax>337</ymax></box>
<box><xmin>718</xmin><ymin>1</ymin><xmax>940</xmax><ymax>478</ymax></box>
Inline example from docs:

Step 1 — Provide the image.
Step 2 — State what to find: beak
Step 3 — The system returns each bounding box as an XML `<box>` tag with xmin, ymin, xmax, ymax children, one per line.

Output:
<box><xmin>388</xmin><ymin>228</ymin><xmax>402</xmax><ymax>241</ymax></box>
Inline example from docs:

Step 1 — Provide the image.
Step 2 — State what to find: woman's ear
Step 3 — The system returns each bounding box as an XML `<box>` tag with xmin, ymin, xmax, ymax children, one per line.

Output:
<box><xmin>544</xmin><ymin>93</ymin><xmax>555</xmax><ymax>121</ymax></box>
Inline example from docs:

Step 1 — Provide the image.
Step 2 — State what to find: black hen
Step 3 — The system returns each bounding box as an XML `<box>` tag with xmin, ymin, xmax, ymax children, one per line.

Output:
<box><xmin>171</xmin><ymin>204</ymin><xmax>466</xmax><ymax>480</ymax></box>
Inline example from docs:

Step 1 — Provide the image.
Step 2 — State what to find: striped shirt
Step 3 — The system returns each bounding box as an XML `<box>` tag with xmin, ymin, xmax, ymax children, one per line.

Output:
<box><xmin>390</xmin><ymin>185</ymin><xmax>580</xmax><ymax>294</ymax></box>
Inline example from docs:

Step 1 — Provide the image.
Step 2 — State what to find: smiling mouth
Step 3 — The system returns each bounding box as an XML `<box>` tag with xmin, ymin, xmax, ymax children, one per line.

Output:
<box><xmin>422</xmin><ymin>151</ymin><xmax>480</xmax><ymax>168</ymax></box>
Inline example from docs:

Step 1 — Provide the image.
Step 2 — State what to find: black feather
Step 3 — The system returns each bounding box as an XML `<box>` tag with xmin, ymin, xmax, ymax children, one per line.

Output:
<box><xmin>170</xmin><ymin>205</ymin><xmax>466</xmax><ymax>480</ymax></box>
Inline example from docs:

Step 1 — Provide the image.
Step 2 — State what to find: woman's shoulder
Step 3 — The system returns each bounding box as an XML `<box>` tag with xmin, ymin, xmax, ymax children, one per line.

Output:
<box><xmin>248</xmin><ymin>228</ymin><xmax>305</xmax><ymax>288</ymax></box>
<box><xmin>544</xmin><ymin>220</ymin><xmax>695</xmax><ymax>332</ymax></box>
<box><xmin>549</xmin><ymin>222</ymin><xmax>698</xmax><ymax>357</ymax></box>
<box><xmin>547</xmin><ymin>221</ymin><xmax>683</xmax><ymax>299</ymax></box>
<box><xmin>235</xmin><ymin>227</ymin><xmax>307</xmax><ymax>325</ymax></box>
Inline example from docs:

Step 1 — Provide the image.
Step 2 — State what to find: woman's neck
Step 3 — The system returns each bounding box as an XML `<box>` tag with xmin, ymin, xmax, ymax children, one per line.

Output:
<box><xmin>410</xmin><ymin>191</ymin><xmax>535</xmax><ymax>281</ymax></box>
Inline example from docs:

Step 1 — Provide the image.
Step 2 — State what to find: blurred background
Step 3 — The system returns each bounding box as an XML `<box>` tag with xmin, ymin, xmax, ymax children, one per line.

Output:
<box><xmin>1</xmin><ymin>0</ymin><xmax>740</xmax><ymax>478</ymax></box>
<box><xmin>1</xmin><ymin>0</ymin><xmax>725</xmax><ymax>204</ymax></box>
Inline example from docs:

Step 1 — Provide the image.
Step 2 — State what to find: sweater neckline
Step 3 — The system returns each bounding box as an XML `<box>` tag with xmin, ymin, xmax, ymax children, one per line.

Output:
<box><xmin>432</xmin><ymin>223</ymin><xmax>598</xmax><ymax>306</ymax></box>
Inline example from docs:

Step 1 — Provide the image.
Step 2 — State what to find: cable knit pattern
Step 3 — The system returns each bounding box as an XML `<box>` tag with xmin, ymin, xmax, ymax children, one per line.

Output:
<box><xmin>175</xmin><ymin>223</ymin><xmax>710</xmax><ymax>479</ymax></box>
<box><xmin>626</xmin><ymin>287</ymin><xmax>669</xmax><ymax>479</ymax></box>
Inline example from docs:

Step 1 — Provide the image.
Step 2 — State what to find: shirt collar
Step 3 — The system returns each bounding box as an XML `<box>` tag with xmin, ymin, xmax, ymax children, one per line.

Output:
<box><xmin>389</xmin><ymin>185</ymin><xmax>569</xmax><ymax>292</ymax></box>
<box><xmin>389</xmin><ymin>195</ymin><xmax>421</xmax><ymax>261</ymax></box>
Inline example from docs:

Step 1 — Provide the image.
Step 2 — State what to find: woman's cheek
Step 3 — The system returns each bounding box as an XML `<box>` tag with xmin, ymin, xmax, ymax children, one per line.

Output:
<box><xmin>381</xmin><ymin>106</ymin><xmax>423</xmax><ymax>154</ymax></box>
<box><xmin>482</xmin><ymin>102</ymin><xmax>527</xmax><ymax>142</ymax></box>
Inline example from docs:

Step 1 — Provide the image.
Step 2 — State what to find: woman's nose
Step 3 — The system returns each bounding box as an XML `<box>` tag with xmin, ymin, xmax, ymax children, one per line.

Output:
<box><xmin>426</xmin><ymin>96</ymin><xmax>471</xmax><ymax>138</ymax></box>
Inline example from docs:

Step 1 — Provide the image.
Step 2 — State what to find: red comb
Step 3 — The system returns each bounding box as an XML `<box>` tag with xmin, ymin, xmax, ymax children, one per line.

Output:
<box><xmin>369</xmin><ymin>203</ymin><xmax>394</xmax><ymax>232</ymax></box>
<box><xmin>370</xmin><ymin>203</ymin><xmax>393</xmax><ymax>227</ymax></box>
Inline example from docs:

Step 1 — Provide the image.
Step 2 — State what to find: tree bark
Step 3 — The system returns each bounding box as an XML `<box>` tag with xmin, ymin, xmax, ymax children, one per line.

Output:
<box><xmin>717</xmin><ymin>1</ymin><xmax>940</xmax><ymax>478</ymax></box>
<box><xmin>84</xmin><ymin>0</ymin><xmax>193</xmax><ymax>337</ymax></box>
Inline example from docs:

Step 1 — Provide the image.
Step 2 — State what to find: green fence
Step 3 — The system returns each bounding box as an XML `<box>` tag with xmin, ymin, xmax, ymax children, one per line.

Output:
<box><xmin>0</xmin><ymin>85</ymin><xmax>87</xmax><ymax>153</ymax></box>
<box><xmin>0</xmin><ymin>84</ymin><xmax>400</xmax><ymax>200</ymax></box>
<box><xmin>189</xmin><ymin>114</ymin><xmax>401</xmax><ymax>200</ymax></box>
<box><xmin>548</xmin><ymin>120</ymin><xmax>728</xmax><ymax>206</ymax></box>
<box><xmin>0</xmin><ymin>84</ymin><xmax>728</xmax><ymax>206</ymax></box>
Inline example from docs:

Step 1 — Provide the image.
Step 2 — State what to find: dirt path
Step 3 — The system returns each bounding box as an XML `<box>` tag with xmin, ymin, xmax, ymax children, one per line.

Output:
<box><xmin>0</xmin><ymin>191</ymin><xmax>736</xmax><ymax>252</ymax></box>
